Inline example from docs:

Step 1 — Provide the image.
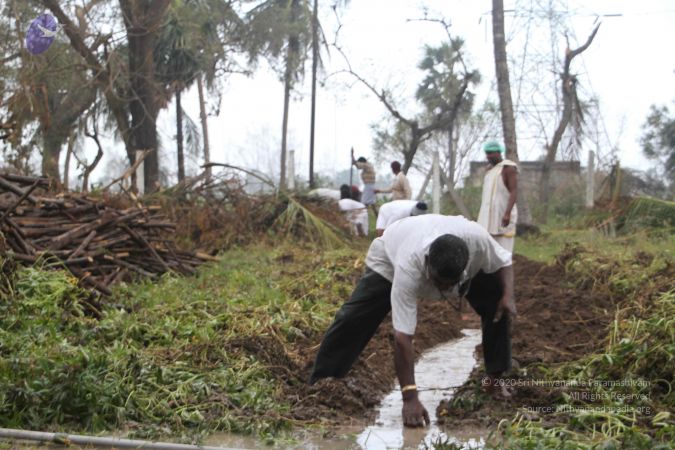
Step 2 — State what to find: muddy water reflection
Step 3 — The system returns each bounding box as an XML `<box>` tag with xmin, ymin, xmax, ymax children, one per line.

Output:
<box><xmin>357</xmin><ymin>329</ymin><xmax>483</xmax><ymax>450</ymax></box>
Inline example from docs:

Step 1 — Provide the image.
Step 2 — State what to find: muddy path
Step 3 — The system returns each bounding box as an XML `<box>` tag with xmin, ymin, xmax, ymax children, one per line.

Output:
<box><xmin>272</xmin><ymin>252</ymin><xmax>620</xmax><ymax>428</ymax></box>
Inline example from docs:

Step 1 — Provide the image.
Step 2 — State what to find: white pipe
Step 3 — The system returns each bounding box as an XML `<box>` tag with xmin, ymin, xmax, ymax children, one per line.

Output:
<box><xmin>0</xmin><ymin>428</ymin><xmax>241</xmax><ymax>450</ymax></box>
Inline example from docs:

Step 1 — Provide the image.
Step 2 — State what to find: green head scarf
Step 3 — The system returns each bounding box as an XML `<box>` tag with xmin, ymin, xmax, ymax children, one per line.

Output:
<box><xmin>483</xmin><ymin>141</ymin><xmax>504</xmax><ymax>153</ymax></box>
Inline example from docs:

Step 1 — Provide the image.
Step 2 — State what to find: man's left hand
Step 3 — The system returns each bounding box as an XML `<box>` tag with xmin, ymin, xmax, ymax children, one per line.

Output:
<box><xmin>501</xmin><ymin>212</ymin><xmax>511</xmax><ymax>227</ymax></box>
<box><xmin>493</xmin><ymin>294</ymin><xmax>517</xmax><ymax>323</ymax></box>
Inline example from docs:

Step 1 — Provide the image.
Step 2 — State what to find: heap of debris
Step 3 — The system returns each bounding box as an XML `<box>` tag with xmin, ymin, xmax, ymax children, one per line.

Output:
<box><xmin>0</xmin><ymin>173</ymin><xmax>216</xmax><ymax>296</ymax></box>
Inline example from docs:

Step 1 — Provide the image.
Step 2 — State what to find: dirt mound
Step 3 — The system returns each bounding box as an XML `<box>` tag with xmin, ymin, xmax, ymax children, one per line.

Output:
<box><xmin>436</xmin><ymin>254</ymin><xmax>632</xmax><ymax>427</ymax></box>
<box><xmin>510</xmin><ymin>254</ymin><xmax>616</xmax><ymax>365</ymax></box>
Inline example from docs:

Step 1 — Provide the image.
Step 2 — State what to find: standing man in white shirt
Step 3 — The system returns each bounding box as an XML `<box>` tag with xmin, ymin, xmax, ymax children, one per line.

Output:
<box><xmin>375</xmin><ymin>199</ymin><xmax>428</xmax><ymax>236</ymax></box>
<box><xmin>376</xmin><ymin>161</ymin><xmax>412</xmax><ymax>200</ymax></box>
<box><xmin>309</xmin><ymin>214</ymin><xmax>516</xmax><ymax>427</ymax></box>
<box><xmin>477</xmin><ymin>141</ymin><xmax>518</xmax><ymax>252</ymax></box>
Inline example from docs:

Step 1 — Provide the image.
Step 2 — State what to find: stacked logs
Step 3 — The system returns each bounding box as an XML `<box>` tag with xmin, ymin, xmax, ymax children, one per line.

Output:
<box><xmin>0</xmin><ymin>173</ymin><xmax>216</xmax><ymax>296</ymax></box>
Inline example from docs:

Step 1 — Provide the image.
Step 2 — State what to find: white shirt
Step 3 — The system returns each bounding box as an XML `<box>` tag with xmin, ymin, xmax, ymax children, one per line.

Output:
<box><xmin>338</xmin><ymin>198</ymin><xmax>369</xmax><ymax>236</ymax></box>
<box><xmin>376</xmin><ymin>200</ymin><xmax>419</xmax><ymax>231</ymax></box>
<box><xmin>380</xmin><ymin>172</ymin><xmax>412</xmax><ymax>200</ymax></box>
<box><xmin>477</xmin><ymin>160</ymin><xmax>518</xmax><ymax>236</ymax></box>
<box><xmin>308</xmin><ymin>188</ymin><xmax>340</xmax><ymax>201</ymax></box>
<box><xmin>365</xmin><ymin>214</ymin><xmax>512</xmax><ymax>335</ymax></box>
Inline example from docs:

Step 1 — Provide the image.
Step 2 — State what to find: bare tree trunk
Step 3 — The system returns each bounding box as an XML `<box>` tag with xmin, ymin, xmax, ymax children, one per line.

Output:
<box><xmin>279</xmin><ymin>0</ymin><xmax>301</xmax><ymax>191</ymax></box>
<box><xmin>442</xmin><ymin>173</ymin><xmax>472</xmax><ymax>219</ymax></box>
<box><xmin>197</xmin><ymin>76</ymin><xmax>211</xmax><ymax>183</ymax></box>
<box><xmin>42</xmin><ymin>0</ymin><xmax>132</xmax><ymax>160</ymax></box>
<box><xmin>81</xmin><ymin>129</ymin><xmax>104</xmax><ymax>192</ymax></box>
<box><xmin>447</xmin><ymin>119</ymin><xmax>455</xmax><ymax>186</ymax></box>
<box><xmin>81</xmin><ymin>149</ymin><xmax>102</xmax><ymax>192</ymax></box>
<box><xmin>280</xmin><ymin>73</ymin><xmax>291</xmax><ymax>190</ymax></box>
<box><xmin>402</xmin><ymin>128</ymin><xmax>421</xmax><ymax>174</ymax></box>
<box><xmin>308</xmin><ymin>0</ymin><xmax>319</xmax><ymax>189</ymax></box>
<box><xmin>417</xmin><ymin>168</ymin><xmax>432</xmax><ymax>201</ymax></box>
<box><xmin>42</xmin><ymin>132</ymin><xmax>63</xmax><ymax>181</ymax></box>
<box><xmin>176</xmin><ymin>88</ymin><xmax>185</xmax><ymax>183</ymax></box>
<box><xmin>539</xmin><ymin>24</ymin><xmax>600</xmax><ymax>223</ymax></box>
<box><xmin>120</xmin><ymin>0</ymin><xmax>170</xmax><ymax>194</ymax></box>
<box><xmin>63</xmin><ymin>133</ymin><xmax>75</xmax><ymax>190</ymax></box>
<box><xmin>492</xmin><ymin>0</ymin><xmax>533</xmax><ymax>225</ymax></box>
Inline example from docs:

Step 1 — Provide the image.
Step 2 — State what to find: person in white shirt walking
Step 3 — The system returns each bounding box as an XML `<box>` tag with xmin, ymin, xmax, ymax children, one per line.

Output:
<box><xmin>338</xmin><ymin>184</ymin><xmax>369</xmax><ymax>237</ymax></box>
<box><xmin>477</xmin><ymin>141</ymin><xmax>518</xmax><ymax>252</ymax></box>
<box><xmin>375</xmin><ymin>199</ymin><xmax>428</xmax><ymax>236</ymax></box>
<box><xmin>309</xmin><ymin>214</ymin><xmax>516</xmax><ymax>427</ymax></box>
<box><xmin>376</xmin><ymin>161</ymin><xmax>412</xmax><ymax>200</ymax></box>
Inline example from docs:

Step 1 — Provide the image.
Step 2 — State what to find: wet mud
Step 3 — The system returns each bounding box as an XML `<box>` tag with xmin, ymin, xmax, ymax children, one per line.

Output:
<box><xmin>436</xmin><ymin>254</ymin><xmax>620</xmax><ymax>428</ymax></box>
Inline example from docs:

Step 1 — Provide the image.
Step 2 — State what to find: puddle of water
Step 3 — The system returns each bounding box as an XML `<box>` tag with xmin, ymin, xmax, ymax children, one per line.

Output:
<box><xmin>356</xmin><ymin>328</ymin><xmax>483</xmax><ymax>450</ymax></box>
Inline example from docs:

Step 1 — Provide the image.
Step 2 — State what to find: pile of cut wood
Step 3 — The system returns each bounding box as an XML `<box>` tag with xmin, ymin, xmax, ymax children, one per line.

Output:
<box><xmin>0</xmin><ymin>173</ymin><xmax>216</xmax><ymax>296</ymax></box>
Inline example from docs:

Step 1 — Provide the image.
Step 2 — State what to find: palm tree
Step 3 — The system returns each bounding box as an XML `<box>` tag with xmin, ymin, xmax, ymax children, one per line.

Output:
<box><xmin>155</xmin><ymin>7</ymin><xmax>201</xmax><ymax>183</ymax></box>
<box><xmin>416</xmin><ymin>39</ymin><xmax>478</xmax><ymax>186</ymax></box>
<box><xmin>246</xmin><ymin>0</ymin><xmax>312</xmax><ymax>189</ymax></box>
<box><xmin>155</xmin><ymin>0</ymin><xmax>243</xmax><ymax>183</ymax></box>
<box><xmin>308</xmin><ymin>0</ymin><xmax>349</xmax><ymax>188</ymax></box>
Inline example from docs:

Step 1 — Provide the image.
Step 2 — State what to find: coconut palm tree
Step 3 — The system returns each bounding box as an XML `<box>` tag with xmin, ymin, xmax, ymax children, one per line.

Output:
<box><xmin>155</xmin><ymin>9</ymin><xmax>200</xmax><ymax>182</ymax></box>
<box><xmin>416</xmin><ymin>39</ymin><xmax>478</xmax><ymax>186</ymax></box>
<box><xmin>245</xmin><ymin>0</ymin><xmax>312</xmax><ymax>189</ymax></box>
<box><xmin>155</xmin><ymin>0</ymin><xmax>243</xmax><ymax>183</ymax></box>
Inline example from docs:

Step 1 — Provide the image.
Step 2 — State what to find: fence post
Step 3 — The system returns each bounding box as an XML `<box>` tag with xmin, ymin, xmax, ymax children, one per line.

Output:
<box><xmin>432</xmin><ymin>151</ymin><xmax>441</xmax><ymax>214</ymax></box>
<box><xmin>586</xmin><ymin>150</ymin><xmax>595</xmax><ymax>209</ymax></box>
<box><xmin>287</xmin><ymin>149</ymin><xmax>296</xmax><ymax>190</ymax></box>
<box><xmin>135</xmin><ymin>150</ymin><xmax>145</xmax><ymax>196</ymax></box>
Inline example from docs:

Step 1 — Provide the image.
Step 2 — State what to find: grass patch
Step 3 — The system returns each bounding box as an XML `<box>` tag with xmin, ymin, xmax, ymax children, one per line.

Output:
<box><xmin>516</xmin><ymin>227</ymin><xmax>675</xmax><ymax>265</ymax></box>
<box><xmin>489</xmin><ymin>232</ymin><xmax>675</xmax><ymax>449</ymax></box>
<box><xmin>0</xmin><ymin>243</ymin><xmax>362</xmax><ymax>442</ymax></box>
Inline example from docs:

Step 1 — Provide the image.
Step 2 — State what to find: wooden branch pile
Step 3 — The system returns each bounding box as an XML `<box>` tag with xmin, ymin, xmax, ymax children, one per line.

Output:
<box><xmin>0</xmin><ymin>173</ymin><xmax>217</xmax><ymax>296</ymax></box>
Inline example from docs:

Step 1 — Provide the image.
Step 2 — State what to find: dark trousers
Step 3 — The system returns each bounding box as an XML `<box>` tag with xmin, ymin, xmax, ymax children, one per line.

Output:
<box><xmin>309</xmin><ymin>268</ymin><xmax>392</xmax><ymax>384</ymax></box>
<box><xmin>465</xmin><ymin>271</ymin><xmax>512</xmax><ymax>375</ymax></box>
<box><xmin>309</xmin><ymin>268</ymin><xmax>511</xmax><ymax>383</ymax></box>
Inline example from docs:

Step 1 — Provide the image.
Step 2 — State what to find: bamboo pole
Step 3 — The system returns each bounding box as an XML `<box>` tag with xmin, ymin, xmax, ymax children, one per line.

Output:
<box><xmin>0</xmin><ymin>427</ymin><xmax>241</xmax><ymax>450</ymax></box>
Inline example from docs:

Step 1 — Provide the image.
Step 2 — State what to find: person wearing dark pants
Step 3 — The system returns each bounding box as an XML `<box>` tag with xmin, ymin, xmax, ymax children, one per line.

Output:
<box><xmin>309</xmin><ymin>214</ymin><xmax>516</xmax><ymax>428</ymax></box>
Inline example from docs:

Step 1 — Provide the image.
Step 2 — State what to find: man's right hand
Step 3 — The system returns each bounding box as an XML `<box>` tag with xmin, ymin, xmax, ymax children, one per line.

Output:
<box><xmin>402</xmin><ymin>395</ymin><xmax>430</xmax><ymax>427</ymax></box>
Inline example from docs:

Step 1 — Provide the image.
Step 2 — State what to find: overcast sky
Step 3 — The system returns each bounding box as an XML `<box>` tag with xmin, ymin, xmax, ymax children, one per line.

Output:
<box><xmin>151</xmin><ymin>0</ymin><xmax>675</xmax><ymax>189</ymax></box>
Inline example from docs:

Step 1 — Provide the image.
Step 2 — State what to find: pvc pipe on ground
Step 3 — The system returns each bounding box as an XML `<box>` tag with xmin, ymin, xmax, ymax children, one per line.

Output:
<box><xmin>0</xmin><ymin>428</ymin><xmax>242</xmax><ymax>450</ymax></box>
